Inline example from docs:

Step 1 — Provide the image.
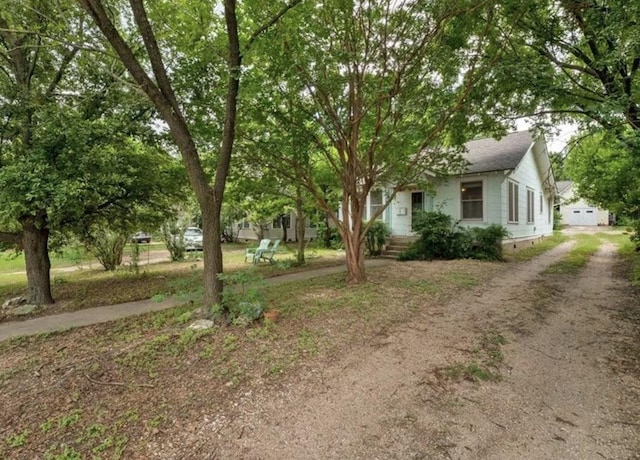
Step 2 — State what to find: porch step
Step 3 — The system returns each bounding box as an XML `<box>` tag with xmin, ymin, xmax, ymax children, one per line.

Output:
<box><xmin>380</xmin><ymin>237</ymin><xmax>417</xmax><ymax>259</ymax></box>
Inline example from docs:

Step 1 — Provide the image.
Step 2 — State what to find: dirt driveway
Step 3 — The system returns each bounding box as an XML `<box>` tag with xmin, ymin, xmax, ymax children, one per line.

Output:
<box><xmin>176</xmin><ymin>238</ymin><xmax>640</xmax><ymax>459</ymax></box>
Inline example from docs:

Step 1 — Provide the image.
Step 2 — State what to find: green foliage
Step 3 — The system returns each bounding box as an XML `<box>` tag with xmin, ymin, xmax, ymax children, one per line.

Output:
<box><xmin>629</xmin><ymin>221</ymin><xmax>640</xmax><ymax>251</ymax></box>
<box><xmin>316</xmin><ymin>223</ymin><xmax>344</xmax><ymax>250</ymax></box>
<box><xmin>82</xmin><ymin>230</ymin><xmax>127</xmax><ymax>271</ymax></box>
<box><xmin>364</xmin><ymin>221</ymin><xmax>390</xmax><ymax>256</ymax></box>
<box><xmin>543</xmin><ymin>234</ymin><xmax>601</xmax><ymax>275</ymax></box>
<box><xmin>565</xmin><ymin>129</ymin><xmax>640</xmax><ymax>220</ymax></box>
<box><xmin>218</xmin><ymin>269</ymin><xmax>265</xmax><ymax>326</ymax></box>
<box><xmin>400</xmin><ymin>211</ymin><xmax>508</xmax><ymax>261</ymax></box>
<box><xmin>491</xmin><ymin>1</ymin><xmax>640</xmax><ymax>136</ymax></box>
<box><xmin>553</xmin><ymin>208</ymin><xmax>563</xmax><ymax>230</ymax></box>
<box><xmin>161</xmin><ymin>219</ymin><xmax>186</xmax><ymax>262</ymax></box>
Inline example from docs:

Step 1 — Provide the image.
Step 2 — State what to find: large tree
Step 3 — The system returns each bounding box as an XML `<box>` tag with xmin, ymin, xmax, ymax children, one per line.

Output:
<box><xmin>0</xmin><ymin>0</ymin><xmax>181</xmax><ymax>304</ymax></box>
<box><xmin>249</xmin><ymin>0</ymin><xmax>508</xmax><ymax>282</ymax></box>
<box><xmin>494</xmin><ymin>0</ymin><xmax>640</xmax><ymax>138</ymax></box>
<box><xmin>565</xmin><ymin>129</ymin><xmax>640</xmax><ymax>218</ymax></box>
<box><xmin>77</xmin><ymin>0</ymin><xmax>300</xmax><ymax>314</ymax></box>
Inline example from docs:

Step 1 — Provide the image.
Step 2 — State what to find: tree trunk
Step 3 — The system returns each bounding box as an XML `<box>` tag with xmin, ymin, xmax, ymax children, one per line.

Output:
<box><xmin>340</xmin><ymin>191</ymin><xmax>367</xmax><ymax>283</ymax></box>
<box><xmin>281</xmin><ymin>215</ymin><xmax>288</xmax><ymax>242</ymax></box>
<box><xmin>201</xmin><ymin>194</ymin><xmax>223</xmax><ymax>314</ymax></box>
<box><xmin>295</xmin><ymin>188</ymin><xmax>306</xmax><ymax>265</ymax></box>
<box><xmin>21</xmin><ymin>211</ymin><xmax>54</xmax><ymax>305</ymax></box>
<box><xmin>343</xmin><ymin>229</ymin><xmax>366</xmax><ymax>283</ymax></box>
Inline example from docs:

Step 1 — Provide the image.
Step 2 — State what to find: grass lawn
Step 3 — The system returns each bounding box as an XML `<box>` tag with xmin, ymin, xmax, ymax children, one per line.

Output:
<box><xmin>0</xmin><ymin>257</ymin><xmax>505</xmax><ymax>459</ymax></box>
<box><xmin>0</xmin><ymin>231</ymin><xmax>637</xmax><ymax>458</ymax></box>
<box><xmin>0</xmin><ymin>243</ymin><xmax>347</xmax><ymax>321</ymax></box>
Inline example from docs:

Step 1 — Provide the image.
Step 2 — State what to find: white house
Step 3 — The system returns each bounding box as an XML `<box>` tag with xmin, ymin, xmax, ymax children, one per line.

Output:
<box><xmin>365</xmin><ymin>131</ymin><xmax>557</xmax><ymax>249</ymax></box>
<box><xmin>235</xmin><ymin>213</ymin><xmax>318</xmax><ymax>242</ymax></box>
<box><xmin>556</xmin><ymin>180</ymin><xmax>611</xmax><ymax>226</ymax></box>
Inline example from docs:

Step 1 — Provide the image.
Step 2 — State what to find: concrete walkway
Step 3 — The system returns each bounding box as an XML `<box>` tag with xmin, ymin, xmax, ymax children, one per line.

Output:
<box><xmin>0</xmin><ymin>259</ymin><xmax>392</xmax><ymax>342</ymax></box>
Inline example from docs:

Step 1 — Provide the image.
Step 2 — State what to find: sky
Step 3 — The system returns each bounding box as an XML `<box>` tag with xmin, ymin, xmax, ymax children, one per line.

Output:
<box><xmin>516</xmin><ymin>119</ymin><xmax>578</xmax><ymax>154</ymax></box>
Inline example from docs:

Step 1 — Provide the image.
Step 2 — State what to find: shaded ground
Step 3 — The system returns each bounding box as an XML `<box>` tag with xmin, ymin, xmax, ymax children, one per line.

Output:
<box><xmin>0</xmin><ymin>234</ymin><xmax>638</xmax><ymax>459</ymax></box>
<box><xmin>189</xmin><ymin>239</ymin><xmax>640</xmax><ymax>459</ymax></box>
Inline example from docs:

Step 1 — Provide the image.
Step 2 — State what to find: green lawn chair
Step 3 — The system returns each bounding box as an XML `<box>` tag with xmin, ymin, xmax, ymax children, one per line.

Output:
<box><xmin>258</xmin><ymin>239</ymin><xmax>281</xmax><ymax>264</ymax></box>
<box><xmin>245</xmin><ymin>239</ymin><xmax>271</xmax><ymax>263</ymax></box>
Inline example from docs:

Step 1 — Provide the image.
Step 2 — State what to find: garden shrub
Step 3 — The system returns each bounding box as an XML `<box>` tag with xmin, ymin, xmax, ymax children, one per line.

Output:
<box><xmin>365</xmin><ymin>221</ymin><xmax>390</xmax><ymax>256</ymax></box>
<box><xmin>399</xmin><ymin>211</ymin><xmax>508</xmax><ymax>261</ymax></box>
<box><xmin>83</xmin><ymin>229</ymin><xmax>127</xmax><ymax>271</ymax></box>
<box><xmin>316</xmin><ymin>222</ymin><xmax>344</xmax><ymax>249</ymax></box>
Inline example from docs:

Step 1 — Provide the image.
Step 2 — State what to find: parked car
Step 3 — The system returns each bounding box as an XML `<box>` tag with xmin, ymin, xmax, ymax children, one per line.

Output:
<box><xmin>184</xmin><ymin>227</ymin><xmax>203</xmax><ymax>251</ymax></box>
<box><xmin>131</xmin><ymin>232</ymin><xmax>152</xmax><ymax>243</ymax></box>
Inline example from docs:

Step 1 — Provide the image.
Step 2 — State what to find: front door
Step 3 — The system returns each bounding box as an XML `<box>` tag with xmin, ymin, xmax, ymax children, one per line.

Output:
<box><xmin>411</xmin><ymin>192</ymin><xmax>423</xmax><ymax>231</ymax></box>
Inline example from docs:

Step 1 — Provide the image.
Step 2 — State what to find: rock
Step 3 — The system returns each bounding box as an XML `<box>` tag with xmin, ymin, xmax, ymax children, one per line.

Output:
<box><xmin>188</xmin><ymin>319</ymin><xmax>215</xmax><ymax>331</ymax></box>
<box><xmin>10</xmin><ymin>304</ymin><xmax>38</xmax><ymax>316</ymax></box>
<box><xmin>2</xmin><ymin>296</ymin><xmax>26</xmax><ymax>310</ymax></box>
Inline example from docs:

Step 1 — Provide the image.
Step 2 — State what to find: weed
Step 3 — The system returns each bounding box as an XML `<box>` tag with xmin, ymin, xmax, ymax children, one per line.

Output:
<box><xmin>58</xmin><ymin>409</ymin><xmax>81</xmax><ymax>428</ymax></box>
<box><xmin>509</xmin><ymin>232</ymin><xmax>568</xmax><ymax>261</ymax></box>
<box><xmin>6</xmin><ymin>429</ymin><xmax>28</xmax><ymax>448</ymax></box>
<box><xmin>543</xmin><ymin>234</ymin><xmax>601</xmax><ymax>275</ymax></box>
<box><xmin>84</xmin><ymin>423</ymin><xmax>106</xmax><ymax>439</ymax></box>
<box><xmin>40</xmin><ymin>419</ymin><xmax>55</xmax><ymax>433</ymax></box>
<box><xmin>147</xmin><ymin>415</ymin><xmax>165</xmax><ymax>428</ymax></box>
<box><xmin>199</xmin><ymin>344</ymin><xmax>216</xmax><ymax>359</ymax></box>
<box><xmin>269</xmin><ymin>364</ymin><xmax>283</xmax><ymax>375</ymax></box>
<box><xmin>297</xmin><ymin>328</ymin><xmax>318</xmax><ymax>355</ymax></box>
<box><xmin>445</xmin><ymin>362</ymin><xmax>501</xmax><ymax>382</ymax></box>
<box><xmin>442</xmin><ymin>331</ymin><xmax>507</xmax><ymax>382</ymax></box>
<box><xmin>223</xmin><ymin>333</ymin><xmax>238</xmax><ymax>352</ymax></box>
<box><xmin>44</xmin><ymin>444</ymin><xmax>81</xmax><ymax>460</ymax></box>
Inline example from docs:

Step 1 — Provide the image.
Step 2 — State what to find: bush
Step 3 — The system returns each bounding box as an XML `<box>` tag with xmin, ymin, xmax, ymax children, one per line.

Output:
<box><xmin>83</xmin><ymin>230</ymin><xmax>127</xmax><ymax>271</ymax></box>
<box><xmin>553</xmin><ymin>208</ymin><xmax>563</xmax><ymax>230</ymax></box>
<box><xmin>365</xmin><ymin>221</ymin><xmax>390</xmax><ymax>256</ymax></box>
<box><xmin>400</xmin><ymin>211</ymin><xmax>508</xmax><ymax>261</ymax></box>
<box><xmin>161</xmin><ymin>220</ymin><xmax>186</xmax><ymax>261</ymax></box>
<box><xmin>316</xmin><ymin>222</ymin><xmax>344</xmax><ymax>249</ymax></box>
<box><xmin>217</xmin><ymin>269</ymin><xmax>265</xmax><ymax>326</ymax></box>
<box><xmin>628</xmin><ymin>219</ymin><xmax>640</xmax><ymax>250</ymax></box>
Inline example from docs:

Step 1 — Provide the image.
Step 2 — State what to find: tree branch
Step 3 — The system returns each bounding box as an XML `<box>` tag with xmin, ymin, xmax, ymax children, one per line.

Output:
<box><xmin>245</xmin><ymin>0</ymin><xmax>302</xmax><ymax>52</ymax></box>
<box><xmin>0</xmin><ymin>231</ymin><xmax>21</xmax><ymax>245</ymax></box>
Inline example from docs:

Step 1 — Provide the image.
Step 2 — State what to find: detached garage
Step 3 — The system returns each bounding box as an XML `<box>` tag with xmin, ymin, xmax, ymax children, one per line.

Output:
<box><xmin>557</xmin><ymin>181</ymin><xmax>610</xmax><ymax>226</ymax></box>
<box><xmin>568</xmin><ymin>208</ymin><xmax>598</xmax><ymax>226</ymax></box>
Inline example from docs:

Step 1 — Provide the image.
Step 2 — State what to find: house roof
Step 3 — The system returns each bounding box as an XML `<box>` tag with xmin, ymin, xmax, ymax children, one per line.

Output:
<box><xmin>464</xmin><ymin>131</ymin><xmax>534</xmax><ymax>174</ymax></box>
<box><xmin>556</xmin><ymin>180</ymin><xmax>573</xmax><ymax>195</ymax></box>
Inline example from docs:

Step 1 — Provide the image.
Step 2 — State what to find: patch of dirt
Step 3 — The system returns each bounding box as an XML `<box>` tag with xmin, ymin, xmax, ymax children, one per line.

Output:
<box><xmin>191</xmin><ymin>240</ymin><xmax>639</xmax><ymax>459</ymax></box>
<box><xmin>1</xmin><ymin>239</ymin><xmax>639</xmax><ymax>459</ymax></box>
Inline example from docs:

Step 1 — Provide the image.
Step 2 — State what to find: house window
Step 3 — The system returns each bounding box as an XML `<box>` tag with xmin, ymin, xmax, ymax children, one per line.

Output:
<box><xmin>527</xmin><ymin>188</ymin><xmax>535</xmax><ymax>223</ymax></box>
<box><xmin>508</xmin><ymin>181</ymin><xmax>519</xmax><ymax>223</ymax></box>
<box><xmin>539</xmin><ymin>193</ymin><xmax>543</xmax><ymax>214</ymax></box>
<box><xmin>461</xmin><ymin>181</ymin><xmax>483</xmax><ymax>220</ymax></box>
<box><xmin>272</xmin><ymin>215</ymin><xmax>291</xmax><ymax>228</ymax></box>
<box><xmin>369</xmin><ymin>190</ymin><xmax>384</xmax><ymax>221</ymax></box>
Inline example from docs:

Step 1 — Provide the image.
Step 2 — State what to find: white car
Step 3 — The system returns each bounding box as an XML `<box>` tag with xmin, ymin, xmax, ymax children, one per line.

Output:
<box><xmin>184</xmin><ymin>227</ymin><xmax>203</xmax><ymax>251</ymax></box>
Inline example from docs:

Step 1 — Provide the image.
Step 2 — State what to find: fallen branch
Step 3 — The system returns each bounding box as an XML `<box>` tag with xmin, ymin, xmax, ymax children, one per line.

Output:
<box><xmin>84</xmin><ymin>374</ymin><xmax>155</xmax><ymax>389</ymax></box>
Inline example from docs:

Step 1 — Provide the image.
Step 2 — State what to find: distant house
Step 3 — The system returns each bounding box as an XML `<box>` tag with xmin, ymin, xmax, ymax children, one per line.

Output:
<box><xmin>234</xmin><ymin>212</ymin><xmax>318</xmax><ymax>242</ymax></box>
<box><xmin>556</xmin><ymin>180</ymin><xmax>612</xmax><ymax>226</ymax></box>
<box><xmin>367</xmin><ymin>131</ymin><xmax>557</xmax><ymax>250</ymax></box>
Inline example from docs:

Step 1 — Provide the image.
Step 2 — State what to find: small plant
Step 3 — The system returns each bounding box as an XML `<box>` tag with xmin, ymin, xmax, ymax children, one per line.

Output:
<box><xmin>6</xmin><ymin>429</ymin><xmax>28</xmax><ymax>448</ymax></box>
<box><xmin>364</xmin><ymin>220</ymin><xmax>390</xmax><ymax>256</ymax></box>
<box><xmin>82</xmin><ymin>229</ymin><xmax>128</xmax><ymax>271</ymax></box>
<box><xmin>161</xmin><ymin>219</ymin><xmax>186</xmax><ymax>261</ymax></box>
<box><xmin>442</xmin><ymin>331</ymin><xmax>507</xmax><ymax>382</ymax></box>
<box><xmin>218</xmin><ymin>269</ymin><xmax>265</xmax><ymax>325</ymax></box>
<box><xmin>445</xmin><ymin>362</ymin><xmax>501</xmax><ymax>382</ymax></box>
<box><xmin>58</xmin><ymin>409</ymin><xmax>81</xmax><ymax>428</ymax></box>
